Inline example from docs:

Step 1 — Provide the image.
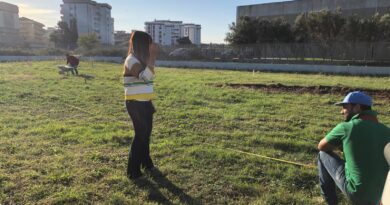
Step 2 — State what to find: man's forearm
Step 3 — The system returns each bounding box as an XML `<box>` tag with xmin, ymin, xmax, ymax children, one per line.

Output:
<box><xmin>318</xmin><ymin>138</ymin><xmax>339</xmax><ymax>152</ymax></box>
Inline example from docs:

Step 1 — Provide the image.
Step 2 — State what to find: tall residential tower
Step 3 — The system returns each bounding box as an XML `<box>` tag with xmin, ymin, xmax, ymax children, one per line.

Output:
<box><xmin>0</xmin><ymin>1</ymin><xmax>20</xmax><ymax>46</ymax></box>
<box><xmin>19</xmin><ymin>17</ymin><xmax>45</xmax><ymax>48</ymax></box>
<box><xmin>60</xmin><ymin>0</ymin><xmax>114</xmax><ymax>45</ymax></box>
<box><xmin>145</xmin><ymin>20</ymin><xmax>201</xmax><ymax>45</ymax></box>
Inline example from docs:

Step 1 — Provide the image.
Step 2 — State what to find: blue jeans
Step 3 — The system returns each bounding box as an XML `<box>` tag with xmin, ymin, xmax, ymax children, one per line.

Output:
<box><xmin>317</xmin><ymin>151</ymin><xmax>379</xmax><ymax>205</ymax></box>
<box><xmin>318</xmin><ymin>151</ymin><xmax>349</xmax><ymax>205</ymax></box>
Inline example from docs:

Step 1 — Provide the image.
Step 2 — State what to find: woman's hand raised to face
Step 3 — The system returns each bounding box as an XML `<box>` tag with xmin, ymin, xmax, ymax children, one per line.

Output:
<box><xmin>147</xmin><ymin>43</ymin><xmax>159</xmax><ymax>70</ymax></box>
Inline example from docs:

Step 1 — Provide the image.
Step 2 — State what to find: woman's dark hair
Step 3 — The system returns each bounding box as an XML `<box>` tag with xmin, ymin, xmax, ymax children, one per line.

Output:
<box><xmin>128</xmin><ymin>31</ymin><xmax>152</xmax><ymax>66</ymax></box>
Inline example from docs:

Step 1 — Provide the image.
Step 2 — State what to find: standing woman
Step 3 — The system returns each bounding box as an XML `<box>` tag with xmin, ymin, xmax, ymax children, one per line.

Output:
<box><xmin>123</xmin><ymin>31</ymin><xmax>158</xmax><ymax>179</ymax></box>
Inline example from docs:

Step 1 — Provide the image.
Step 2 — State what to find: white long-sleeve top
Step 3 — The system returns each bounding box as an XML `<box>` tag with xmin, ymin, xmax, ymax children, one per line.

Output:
<box><xmin>123</xmin><ymin>54</ymin><xmax>155</xmax><ymax>101</ymax></box>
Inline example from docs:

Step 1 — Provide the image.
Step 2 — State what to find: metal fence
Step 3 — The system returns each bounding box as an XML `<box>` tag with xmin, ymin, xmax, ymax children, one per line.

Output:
<box><xmin>2</xmin><ymin>42</ymin><xmax>389</xmax><ymax>66</ymax></box>
<box><xmin>159</xmin><ymin>42</ymin><xmax>390</xmax><ymax>65</ymax></box>
<box><xmin>0</xmin><ymin>56</ymin><xmax>122</xmax><ymax>63</ymax></box>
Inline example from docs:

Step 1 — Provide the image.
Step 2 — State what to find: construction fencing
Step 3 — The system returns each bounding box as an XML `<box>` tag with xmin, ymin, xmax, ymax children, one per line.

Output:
<box><xmin>159</xmin><ymin>42</ymin><xmax>390</xmax><ymax>65</ymax></box>
<box><xmin>0</xmin><ymin>56</ymin><xmax>122</xmax><ymax>63</ymax></box>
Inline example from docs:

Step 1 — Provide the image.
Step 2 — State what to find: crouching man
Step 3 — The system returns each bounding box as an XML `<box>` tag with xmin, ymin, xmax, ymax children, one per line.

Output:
<box><xmin>66</xmin><ymin>54</ymin><xmax>79</xmax><ymax>75</ymax></box>
<box><xmin>317</xmin><ymin>91</ymin><xmax>390</xmax><ymax>205</ymax></box>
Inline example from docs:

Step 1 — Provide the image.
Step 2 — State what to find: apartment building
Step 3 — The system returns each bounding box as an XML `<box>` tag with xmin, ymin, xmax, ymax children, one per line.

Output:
<box><xmin>0</xmin><ymin>1</ymin><xmax>20</xmax><ymax>46</ymax></box>
<box><xmin>43</xmin><ymin>27</ymin><xmax>56</xmax><ymax>48</ymax></box>
<box><xmin>183</xmin><ymin>24</ymin><xmax>201</xmax><ymax>45</ymax></box>
<box><xmin>60</xmin><ymin>0</ymin><xmax>114</xmax><ymax>45</ymax></box>
<box><xmin>145</xmin><ymin>20</ymin><xmax>201</xmax><ymax>45</ymax></box>
<box><xmin>19</xmin><ymin>17</ymin><xmax>46</xmax><ymax>48</ymax></box>
<box><xmin>114</xmin><ymin>30</ymin><xmax>130</xmax><ymax>46</ymax></box>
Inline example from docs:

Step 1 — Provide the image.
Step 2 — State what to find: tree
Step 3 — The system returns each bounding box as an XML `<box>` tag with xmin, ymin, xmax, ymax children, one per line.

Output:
<box><xmin>49</xmin><ymin>19</ymin><xmax>78</xmax><ymax>49</ymax></box>
<box><xmin>362</xmin><ymin>13</ymin><xmax>382</xmax><ymax>42</ymax></box>
<box><xmin>380</xmin><ymin>14</ymin><xmax>390</xmax><ymax>41</ymax></box>
<box><xmin>293</xmin><ymin>13</ymin><xmax>309</xmax><ymax>42</ymax></box>
<box><xmin>77</xmin><ymin>33</ymin><xmax>100</xmax><ymax>50</ymax></box>
<box><xmin>49</xmin><ymin>31</ymin><xmax>61</xmax><ymax>48</ymax></box>
<box><xmin>306</xmin><ymin>9</ymin><xmax>345</xmax><ymax>43</ymax></box>
<box><xmin>225</xmin><ymin>9</ymin><xmax>390</xmax><ymax>46</ymax></box>
<box><xmin>50</xmin><ymin>21</ymin><xmax>68</xmax><ymax>48</ymax></box>
<box><xmin>342</xmin><ymin>14</ymin><xmax>361</xmax><ymax>42</ymax></box>
<box><xmin>269</xmin><ymin>17</ymin><xmax>293</xmax><ymax>43</ymax></box>
<box><xmin>225</xmin><ymin>16</ymin><xmax>258</xmax><ymax>44</ymax></box>
<box><xmin>255</xmin><ymin>18</ymin><xmax>273</xmax><ymax>43</ymax></box>
<box><xmin>226</xmin><ymin>16</ymin><xmax>295</xmax><ymax>44</ymax></box>
<box><xmin>177</xmin><ymin>37</ymin><xmax>192</xmax><ymax>45</ymax></box>
<box><xmin>357</xmin><ymin>13</ymin><xmax>383</xmax><ymax>59</ymax></box>
<box><xmin>69</xmin><ymin>18</ymin><xmax>78</xmax><ymax>49</ymax></box>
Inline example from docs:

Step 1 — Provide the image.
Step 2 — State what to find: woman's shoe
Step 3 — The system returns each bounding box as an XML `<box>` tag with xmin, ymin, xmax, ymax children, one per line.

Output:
<box><xmin>144</xmin><ymin>166</ymin><xmax>163</xmax><ymax>177</ymax></box>
<box><xmin>127</xmin><ymin>171</ymin><xmax>143</xmax><ymax>180</ymax></box>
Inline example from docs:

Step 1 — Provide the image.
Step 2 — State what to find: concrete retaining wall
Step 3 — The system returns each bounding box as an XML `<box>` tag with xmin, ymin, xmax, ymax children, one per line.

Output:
<box><xmin>156</xmin><ymin>60</ymin><xmax>390</xmax><ymax>76</ymax></box>
<box><xmin>1</xmin><ymin>56</ymin><xmax>389</xmax><ymax>75</ymax></box>
<box><xmin>0</xmin><ymin>56</ymin><xmax>123</xmax><ymax>63</ymax></box>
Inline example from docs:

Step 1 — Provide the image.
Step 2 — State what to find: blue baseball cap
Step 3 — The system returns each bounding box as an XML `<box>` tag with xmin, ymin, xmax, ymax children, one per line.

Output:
<box><xmin>335</xmin><ymin>91</ymin><xmax>372</xmax><ymax>106</ymax></box>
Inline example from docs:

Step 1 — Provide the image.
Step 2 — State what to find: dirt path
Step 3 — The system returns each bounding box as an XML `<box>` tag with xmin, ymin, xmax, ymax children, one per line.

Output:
<box><xmin>214</xmin><ymin>83</ymin><xmax>390</xmax><ymax>99</ymax></box>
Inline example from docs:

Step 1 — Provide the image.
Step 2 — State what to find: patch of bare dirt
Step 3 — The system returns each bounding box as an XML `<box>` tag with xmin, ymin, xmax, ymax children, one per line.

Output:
<box><xmin>213</xmin><ymin>83</ymin><xmax>390</xmax><ymax>99</ymax></box>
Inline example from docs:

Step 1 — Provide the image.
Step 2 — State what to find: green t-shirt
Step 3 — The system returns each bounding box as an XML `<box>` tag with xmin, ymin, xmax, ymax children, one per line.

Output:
<box><xmin>325</xmin><ymin>110</ymin><xmax>390</xmax><ymax>203</ymax></box>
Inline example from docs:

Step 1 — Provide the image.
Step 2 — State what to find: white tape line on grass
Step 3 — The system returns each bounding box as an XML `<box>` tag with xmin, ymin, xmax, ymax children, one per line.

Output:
<box><xmin>204</xmin><ymin>142</ymin><xmax>316</xmax><ymax>169</ymax></box>
<box><xmin>44</xmin><ymin>94</ymin><xmax>129</xmax><ymax>125</ymax></box>
<box><xmin>44</xmin><ymin>93</ymin><xmax>317</xmax><ymax>169</ymax></box>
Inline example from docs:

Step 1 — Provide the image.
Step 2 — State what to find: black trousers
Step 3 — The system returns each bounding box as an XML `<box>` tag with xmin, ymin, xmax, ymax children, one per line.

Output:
<box><xmin>125</xmin><ymin>100</ymin><xmax>155</xmax><ymax>176</ymax></box>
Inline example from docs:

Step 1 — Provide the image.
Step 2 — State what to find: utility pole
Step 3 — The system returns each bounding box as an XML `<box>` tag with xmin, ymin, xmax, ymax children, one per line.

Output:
<box><xmin>375</xmin><ymin>0</ymin><xmax>378</xmax><ymax>13</ymax></box>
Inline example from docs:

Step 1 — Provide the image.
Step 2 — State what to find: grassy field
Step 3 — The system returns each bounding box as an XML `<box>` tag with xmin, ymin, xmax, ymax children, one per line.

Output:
<box><xmin>1</xmin><ymin>61</ymin><xmax>390</xmax><ymax>205</ymax></box>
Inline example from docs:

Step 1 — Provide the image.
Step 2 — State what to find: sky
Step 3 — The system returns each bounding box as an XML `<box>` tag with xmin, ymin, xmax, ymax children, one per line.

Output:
<box><xmin>4</xmin><ymin>0</ymin><xmax>286</xmax><ymax>44</ymax></box>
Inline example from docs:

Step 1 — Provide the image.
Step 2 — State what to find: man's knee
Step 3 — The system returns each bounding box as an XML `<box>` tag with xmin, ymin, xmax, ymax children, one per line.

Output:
<box><xmin>318</xmin><ymin>151</ymin><xmax>333</xmax><ymax>164</ymax></box>
<box><xmin>319</xmin><ymin>150</ymin><xmax>336</xmax><ymax>159</ymax></box>
<box><xmin>318</xmin><ymin>151</ymin><xmax>326</xmax><ymax>160</ymax></box>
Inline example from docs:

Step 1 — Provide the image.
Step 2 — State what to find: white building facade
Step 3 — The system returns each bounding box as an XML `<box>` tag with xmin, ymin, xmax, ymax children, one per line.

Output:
<box><xmin>145</xmin><ymin>20</ymin><xmax>201</xmax><ymax>45</ymax></box>
<box><xmin>0</xmin><ymin>1</ymin><xmax>20</xmax><ymax>46</ymax></box>
<box><xmin>183</xmin><ymin>24</ymin><xmax>201</xmax><ymax>45</ymax></box>
<box><xmin>114</xmin><ymin>30</ymin><xmax>131</xmax><ymax>46</ymax></box>
<box><xmin>60</xmin><ymin>0</ymin><xmax>114</xmax><ymax>45</ymax></box>
<box><xmin>19</xmin><ymin>17</ymin><xmax>45</xmax><ymax>48</ymax></box>
<box><xmin>44</xmin><ymin>27</ymin><xmax>56</xmax><ymax>48</ymax></box>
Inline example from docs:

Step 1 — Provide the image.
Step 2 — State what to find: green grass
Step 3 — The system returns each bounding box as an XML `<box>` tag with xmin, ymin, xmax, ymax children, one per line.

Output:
<box><xmin>1</xmin><ymin>61</ymin><xmax>390</xmax><ymax>204</ymax></box>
